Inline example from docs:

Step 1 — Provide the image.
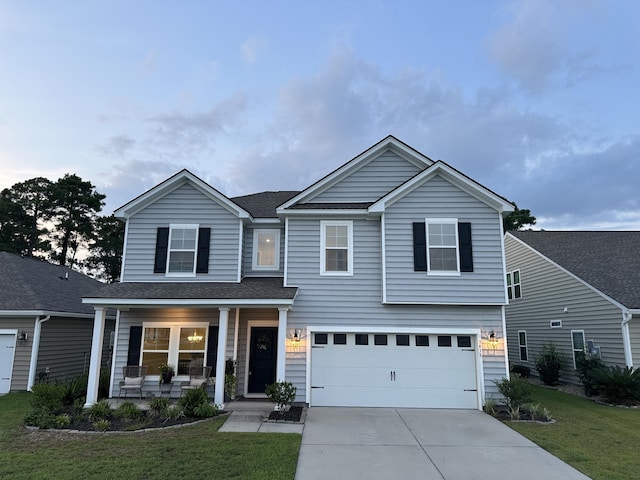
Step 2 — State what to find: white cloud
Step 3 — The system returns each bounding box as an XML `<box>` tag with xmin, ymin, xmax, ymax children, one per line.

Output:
<box><xmin>241</xmin><ymin>35</ymin><xmax>267</xmax><ymax>65</ymax></box>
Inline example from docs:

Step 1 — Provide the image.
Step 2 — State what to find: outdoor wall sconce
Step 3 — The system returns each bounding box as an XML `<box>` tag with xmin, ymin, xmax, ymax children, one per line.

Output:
<box><xmin>489</xmin><ymin>330</ymin><xmax>498</xmax><ymax>349</ymax></box>
<box><xmin>17</xmin><ymin>330</ymin><xmax>28</xmax><ymax>344</ymax></box>
<box><xmin>291</xmin><ymin>330</ymin><xmax>300</xmax><ymax>352</ymax></box>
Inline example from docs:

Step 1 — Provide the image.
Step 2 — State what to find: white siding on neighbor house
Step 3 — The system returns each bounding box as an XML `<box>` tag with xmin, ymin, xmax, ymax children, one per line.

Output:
<box><xmin>121</xmin><ymin>183</ymin><xmax>241</xmax><ymax>282</ymax></box>
<box><xmin>284</xmin><ymin>216</ymin><xmax>507</xmax><ymax>403</ymax></box>
<box><xmin>242</xmin><ymin>225</ymin><xmax>285</xmax><ymax>277</ymax></box>
<box><xmin>1</xmin><ymin>318</ymin><xmax>35</xmax><ymax>391</ymax></box>
<box><xmin>384</xmin><ymin>175</ymin><xmax>507</xmax><ymax>305</ymax></box>
<box><xmin>36</xmin><ymin>317</ymin><xmax>115</xmax><ymax>384</ymax></box>
<box><xmin>505</xmin><ymin>235</ymin><xmax>627</xmax><ymax>384</ymax></box>
<box><xmin>311</xmin><ymin>151</ymin><xmax>423</xmax><ymax>203</ymax></box>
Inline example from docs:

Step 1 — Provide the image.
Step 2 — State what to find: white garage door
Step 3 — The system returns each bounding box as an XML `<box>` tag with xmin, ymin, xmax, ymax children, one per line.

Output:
<box><xmin>0</xmin><ymin>333</ymin><xmax>16</xmax><ymax>394</ymax></box>
<box><xmin>310</xmin><ymin>332</ymin><xmax>478</xmax><ymax>409</ymax></box>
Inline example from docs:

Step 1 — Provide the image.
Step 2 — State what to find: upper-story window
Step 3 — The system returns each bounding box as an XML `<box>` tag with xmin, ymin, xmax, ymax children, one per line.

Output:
<box><xmin>154</xmin><ymin>225</ymin><xmax>210</xmax><ymax>276</ymax></box>
<box><xmin>507</xmin><ymin>269</ymin><xmax>522</xmax><ymax>299</ymax></box>
<box><xmin>320</xmin><ymin>220</ymin><xmax>353</xmax><ymax>276</ymax></box>
<box><xmin>252</xmin><ymin>229</ymin><xmax>280</xmax><ymax>270</ymax></box>
<box><xmin>426</xmin><ymin>219</ymin><xmax>459</xmax><ymax>274</ymax></box>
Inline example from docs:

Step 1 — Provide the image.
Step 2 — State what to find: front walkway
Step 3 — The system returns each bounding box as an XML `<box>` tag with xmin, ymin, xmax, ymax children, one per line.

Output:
<box><xmin>218</xmin><ymin>399</ymin><xmax>305</xmax><ymax>433</ymax></box>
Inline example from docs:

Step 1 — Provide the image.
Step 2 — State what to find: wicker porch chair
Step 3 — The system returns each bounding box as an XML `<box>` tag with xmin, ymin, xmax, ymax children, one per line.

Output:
<box><xmin>118</xmin><ymin>365</ymin><xmax>147</xmax><ymax>399</ymax></box>
<box><xmin>180</xmin><ymin>365</ymin><xmax>213</xmax><ymax>397</ymax></box>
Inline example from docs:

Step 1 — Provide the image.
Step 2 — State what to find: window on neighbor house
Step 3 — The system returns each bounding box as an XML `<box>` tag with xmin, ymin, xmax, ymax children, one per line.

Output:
<box><xmin>518</xmin><ymin>330</ymin><xmax>528</xmax><ymax>361</ymax></box>
<box><xmin>507</xmin><ymin>270</ymin><xmax>522</xmax><ymax>300</ymax></box>
<box><xmin>426</xmin><ymin>220</ymin><xmax>459</xmax><ymax>273</ymax></box>
<box><xmin>167</xmin><ymin>225</ymin><xmax>199</xmax><ymax>275</ymax></box>
<box><xmin>571</xmin><ymin>330</ymin><xmax>586</xmax><ymax>369</ymax></box>
<box><xmin>252</xmin><ymin>229</ymin><xmax>280</xmax><ymax>270</ymax></box>
<box><xmin>141</xmin><ymin>324</ymin><xmax>208</xmax><ymax>376</ymax></box>
<box><xmin>321</xmin><ymin>221</ymin><xmax>353</xmax><ymax>275</ymax></box>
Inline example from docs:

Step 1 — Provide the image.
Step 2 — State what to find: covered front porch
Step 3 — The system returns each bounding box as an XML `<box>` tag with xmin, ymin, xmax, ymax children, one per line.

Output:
<box><xmin>82</xmin><ymin>278</ymin><xmax>298</xmax><ymax>407</ymax></box>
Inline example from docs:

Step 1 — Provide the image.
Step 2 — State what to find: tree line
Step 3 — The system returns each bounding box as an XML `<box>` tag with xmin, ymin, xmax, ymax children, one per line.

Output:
<box><xmin>0</xmin><ymin>174</ymin><xmax>123</xmax><ymax>282</ymax></box>
<box><xmin>0</xmin><ymin>173</ymin><xmax>536</xmax><ymax>284</ymax></box>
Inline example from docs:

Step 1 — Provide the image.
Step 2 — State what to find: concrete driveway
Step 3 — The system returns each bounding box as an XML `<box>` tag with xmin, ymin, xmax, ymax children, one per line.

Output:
<box><xmin>295</xmin><ymin>407</ymin><xmax>589</xmax><ymax>480</ymax></box>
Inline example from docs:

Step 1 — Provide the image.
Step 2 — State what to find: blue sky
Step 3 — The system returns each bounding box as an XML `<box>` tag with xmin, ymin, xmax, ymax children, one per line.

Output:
<box><xmin>1</xmin><ymin>0</ymin><xmax>638</xmax><ymax>229</ymax></box>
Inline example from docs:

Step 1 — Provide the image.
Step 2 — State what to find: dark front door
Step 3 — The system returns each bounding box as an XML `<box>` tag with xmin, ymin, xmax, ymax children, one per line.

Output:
<box><xmin>248</xmin><ymin>327</ymin><xmax>278</xmax><ymax>394</ymax></box>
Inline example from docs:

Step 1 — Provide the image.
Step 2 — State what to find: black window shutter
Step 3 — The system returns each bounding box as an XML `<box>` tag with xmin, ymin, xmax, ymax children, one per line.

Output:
<box><xmin>206</xmin><ymin>326</ymin><xmax>219</xmax><ymax>377</ymax></box>
<box><xmin>154</xmin><ymin>227</ymin><xmax>169</xmax><ymax>273</ymax></box>
<box><xmin>458</xmin><ymin>222</ymin><xmax>474</xmax><ymax>272</ymax></box>
<box><xmin>196</xmin><ymin>227</ymin><xmax>211</xmax><ymax>273</ymax></box>
<box><xmin>127</xmin><ymin>326</ymin><xmax>143</xmax><ymax>366</ymax></box>
<box><xmin>412</xmin><ymin>222</ymin><xmax>427</xmax><ymax>272</ymax></box>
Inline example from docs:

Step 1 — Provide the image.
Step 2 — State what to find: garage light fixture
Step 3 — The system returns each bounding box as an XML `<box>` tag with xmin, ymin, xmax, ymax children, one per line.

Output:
<box><xmin>17</xmin><ymin>330</ymin><xmax>28</xmax><ymax>344</ymax></box>
<box><xmin>489</xmin><ymin>330</ymin><xmax>498</xmax><ymax>349</ymax></box>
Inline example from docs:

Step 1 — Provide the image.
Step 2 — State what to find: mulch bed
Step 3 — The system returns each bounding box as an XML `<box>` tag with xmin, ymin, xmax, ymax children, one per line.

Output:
<box><xmin>267</xmin><ymin>406</ymin><xmax>303</xmax><ymax>423</ymax></box>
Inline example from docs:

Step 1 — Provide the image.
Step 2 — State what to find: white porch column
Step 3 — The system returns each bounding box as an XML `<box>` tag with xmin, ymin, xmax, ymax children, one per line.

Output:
<box><xmin>214</xmin><ymin>308</ymin><xmax>229</xmax><ymax>405</ymax></box>
<box><xmin>84</xmin><ymin>307</ymin><xmax>106</xmax><ymax>407</ymax></box>
<box><xmin>277</xmin><ymin>307</ymin><xmax>288</xmax><ymax>382</ymax></box>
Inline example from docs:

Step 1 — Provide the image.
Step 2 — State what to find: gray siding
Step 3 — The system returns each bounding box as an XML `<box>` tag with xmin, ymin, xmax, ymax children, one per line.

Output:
<box><xmin>285</xmin><ymin>216</ymin><xmax>507</xmax><ymax>402</ymax></box>
<box><xmin>312</xmin><ymin>151</ymin><xmax>422</xmax><ymax>203</ymax></box>
<box><xmin>505</xmin><ymin>235</ymin><xmax>627</xmax><ymax>384</ymax></box>
<box><xmin>242</xmin><ymin>225</ymin><xmax>285</xmax><ymax>277</ymax></box>
<box><xmin>36</xmin><ymin>317</ymin><xmax>115</xmax><ymax>384</ymax></box>
<box><xmin>384</xmin><ymin>175</ymin><xmax>506</xmax><ymax>304</ymax></box>
<box><xmin>630</xmin><ymin>316</ymin><xmax>640</xmax><ymax>366</ymax></box>
<box><xmin>1</xmin><ymin>317</ymin><xmax>35</xmax><ymax>391</ymax></box>
<box><xmin>122</xmin><ymin>183</ymin><xmax>241</xmax><ymax>282</ymax></box>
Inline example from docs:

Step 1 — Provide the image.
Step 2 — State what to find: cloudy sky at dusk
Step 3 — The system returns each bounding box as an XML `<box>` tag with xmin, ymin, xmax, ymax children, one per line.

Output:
<box><xmin>1</xmin><ymin>0</ymin><xmax>638</xmax><ymax>229</ymax></box>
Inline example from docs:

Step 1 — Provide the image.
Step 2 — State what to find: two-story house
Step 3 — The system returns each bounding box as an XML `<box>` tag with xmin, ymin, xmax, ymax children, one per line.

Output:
<box><xmin>83</xmin><ymin>136</ymin><xmax>514</xmax><ymax>409</ymax></box>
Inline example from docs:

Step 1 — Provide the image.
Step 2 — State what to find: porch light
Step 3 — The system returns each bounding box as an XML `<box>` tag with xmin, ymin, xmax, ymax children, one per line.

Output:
<box><xmin>292</xmin><ymin>330</ymin><xmax>299</xmax><ymax>344</ymax></box>
<box><xmin>17</xmin><ymin>330</ymin><xmax>28</xmax><ymax>344</ymax></box>
<box><xmin>187</xmin><ymin>329</ymin><xmax>203</xmax><ymax>344</ymax></box>
<box><xmin>489</xmin><ymin>330</ymin><xmax>498</xmax><ymax>348</ymax></box>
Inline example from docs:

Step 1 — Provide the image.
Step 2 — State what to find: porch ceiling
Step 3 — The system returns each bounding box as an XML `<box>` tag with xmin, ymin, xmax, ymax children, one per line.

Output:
<box><xmin>82</xmin><ymin>277</ymin><xmax>297</xmax><ymax>307</ymax></box>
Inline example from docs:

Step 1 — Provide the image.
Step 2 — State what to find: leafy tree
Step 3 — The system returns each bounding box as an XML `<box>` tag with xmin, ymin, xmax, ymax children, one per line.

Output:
<box><xmin>83</xmin><ymin>215</ymin><xmax>125</xmax><ymax>283</ymax></box>
<box><xmin>49</xmin><ymin>174</ymin><xmax>106</xmax><ymax>267</ymax></box>
<box><xmin>0</xmin><ymin>177</ymin><xmax>54</xmax><ymax>256</ymax></box>
<box><xmin>503</xmin><ymin>204</ymin><xmax>536</xmax><ymax>232</ymax></box>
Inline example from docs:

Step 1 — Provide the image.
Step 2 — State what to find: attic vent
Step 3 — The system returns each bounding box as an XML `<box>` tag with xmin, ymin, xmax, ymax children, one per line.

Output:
<box><xmin>59</xmin><ymin>272</ymin><xmax>69</xmax><ymax>281</ymax></box>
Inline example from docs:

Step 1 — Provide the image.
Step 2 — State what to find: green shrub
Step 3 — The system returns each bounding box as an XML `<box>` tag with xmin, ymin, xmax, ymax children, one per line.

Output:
<box><xmin>575</xmin><ymin>352</ymin><xmax>605</xmax><ymax>396</ymax></box>
<box><xmin>87</xmin><ymin>399</ymin><xmax>112</xmax><ymax>420</ymax></box>
<box><xmin>24</xmin><ymin>409</ymin><xmax>57</xmax><ymax>429</ymax></box>
<box><xmin>483</xmin><ymin>397</ymin><xmax>497</xmax><ymax>416</ymax></box>
<box><xmin>114</xmin><ymin>401</ymin><xmax>143</xmax><ymax>421</ymax></box>
<box><xmin>63</xmin><ymin>373</ymin><xmax>88</xmax><ymax>406</ymax></box>
<box><xmin>510</xmin><ymin>364</ymin><xmax>531</xmax><ymax>378</ymax></box>
<box><xmin>592</xmin><ymin>365</ymin><xmax>640</xmax><ymax>405</ymax></box>
<box><xmin>265</xmin><ymin>381</ymin><xmax>297</xmax><ymax>413</ymax></box>
<box><xmin>535</xmin><ymin>343</ymin><xmax>565</xmax><ymax>385</ymax></box>
<box><xmin>149</xmin><ymin>396</ymin><xmax>170</xmax><ymax>416</ymax></box>
<box><xmin>164</xmin><ymin>405</ymin><xmax>185</xmax><ymax>421</ymax></box>
<box><xmin>98</xmin><ymin>368</ymin><xmax>111</xmax><ymax>400</ymax></box>
<box><xmin>192</xmin><ymin>402</ymin><xmax>218</xmax><ymax>418</ymax></box>
<box><xmin>178</xmin><ymin>387</ymin><xmax>210</xmax><ymax>417</ymax></box>
<box><xmin>494</xmin><ymin>374</ymin><xmax>532</xmax><ymax>408</ymax></box>
<box><xmin>93</xmin><ymin>419</ymin><xmax>110</xmax><ymax>432</ymax></box>
<box><xmin>54</xmin><ymin>413</ymin><xmax>71</xmax><ymax>428</ymax></box>
<box><xmin>30</xmin><ymin>383</ymin><xmax>67</xmax><ymax>412</ymax></box>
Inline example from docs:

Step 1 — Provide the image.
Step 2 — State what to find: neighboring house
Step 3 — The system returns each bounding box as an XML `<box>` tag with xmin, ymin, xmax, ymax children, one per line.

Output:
<box><xmin>0</xmin><ymin>252</ymin><xmax>115</xmax><ymax>394</ymax></box>
<box><xmin>504</xmin><ymin>231</ymin><xmax>640</xmax><ymax>384</ymax></box>
<box><xmin>83</xmin><ymin>135</ymin><xmax>515</xmax><ymax>409</ymax></box>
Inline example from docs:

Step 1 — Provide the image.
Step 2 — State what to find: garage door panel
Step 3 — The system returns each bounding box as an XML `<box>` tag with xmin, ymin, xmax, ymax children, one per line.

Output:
<box><xmin>311</xmin><ymin>332</ymin><xmax>478</xmax><ymax>409</ymax></box>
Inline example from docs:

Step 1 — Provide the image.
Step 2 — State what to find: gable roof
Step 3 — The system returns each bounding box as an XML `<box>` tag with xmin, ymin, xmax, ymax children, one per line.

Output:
<box><xmin>114</xmin><ymin>169</ymin><xmax>251</xmax><ymax>220</ymax></box>
<box><xmin>509</xmin><ymin>231</ymin><xmax>640</xmax><ymax>309</ymax></box>
<box><xmin>277</xmin><ymin>135</ymin><xmax>433</xmax><ymax>213</ymax></box>
<box><xmin>231</xmin><ymin>191</ymin><xmax>299</xmax><ymax>218</ymax></box>
<box><xmin>0</xmin><ymin>252</ymin><xmax>107</xmax><ymax>316</ymax></box>
<box><xmin>369</xmin><ymin>160</ymin><xmax>515</xmax><ymax>215</ymax></box>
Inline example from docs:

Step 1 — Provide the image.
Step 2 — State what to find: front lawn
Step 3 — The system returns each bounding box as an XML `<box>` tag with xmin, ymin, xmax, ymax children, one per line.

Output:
<box><xmin>506</xmin><ymin>385</ymin><xmax>640</xmax><ymax>480</ymax></box>
<box><xmin>0</xmin><ymin>393</ymin><xmax>301</xmax><ymax>480</ymax></box>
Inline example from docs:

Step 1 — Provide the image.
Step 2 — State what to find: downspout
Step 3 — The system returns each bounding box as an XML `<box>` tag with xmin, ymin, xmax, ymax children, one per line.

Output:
<box><xmin>621</xmin><ymin>311</ymin><xmax>633</xmax><ymax>367</ymax></box>
<box><xmin>27</xmin><ymin>315</ymin><xmax>51</xmax><ymax>391</ymax></box>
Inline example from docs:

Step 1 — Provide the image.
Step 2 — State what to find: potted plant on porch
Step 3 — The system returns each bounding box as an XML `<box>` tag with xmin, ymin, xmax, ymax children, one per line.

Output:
<box><xmin>159</xmin><ymin>363</ymin><xmax>175</xmax><ymax>384</ymax></box>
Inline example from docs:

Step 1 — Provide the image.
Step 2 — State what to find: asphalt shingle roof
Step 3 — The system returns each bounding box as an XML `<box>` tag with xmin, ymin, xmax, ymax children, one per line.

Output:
<box><xmin>87</xmin><ymin>277</ymin><xmax>298</xmax><ymax>301</ymax></box>
<box><xmin>0</xmin><ymin>252</ymin><xmax>106</xmax><ymax>315</ymax></box>
<box><xmin>231</xmin><ymin>191</ymin><xmax>300</xmax><ymax>218</ymax></box>
<box><xmin>511</xmin><ymin>231</ymin><xmax>640</xmax><ymax>309</ymax></box>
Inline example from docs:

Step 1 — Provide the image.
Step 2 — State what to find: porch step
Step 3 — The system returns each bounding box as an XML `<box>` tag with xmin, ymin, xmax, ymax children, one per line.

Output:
<box><xmin>228</xmin><ymin>410</ymin><xmax>270</xmax><ymax>423</ymax></box>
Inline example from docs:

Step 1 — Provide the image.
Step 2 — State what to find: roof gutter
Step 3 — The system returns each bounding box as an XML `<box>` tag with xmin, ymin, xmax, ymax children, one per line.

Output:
<box><xmin>27</xmin><ymin>315</ymin><xmax>51</xmax><ymax>391</ymax></box>
<box><xmin>621</xmin><ymin>311</ymin><xmax>633</xmax><ymax>367</ymax></box>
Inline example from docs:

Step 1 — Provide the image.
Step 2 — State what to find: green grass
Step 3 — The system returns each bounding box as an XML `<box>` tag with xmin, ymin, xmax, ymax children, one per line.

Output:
<box><xmin>0</xmin><ymin>393</ymin><xmax>301</xmax><ymax>480</ymax></box>
<box><xmin>505</xmin><ymin>385</ymin><xmax>640</xmax><ymax>480</ymax></box>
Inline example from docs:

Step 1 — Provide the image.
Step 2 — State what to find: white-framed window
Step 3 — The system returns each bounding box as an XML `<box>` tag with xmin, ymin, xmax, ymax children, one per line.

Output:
<box><xmin>167</xmin><ymin>224</ymin><xmax>199</xmax><ymax>276</ymax></box>
<box><xmin>320</xmin><ymin>220</ymin><xmax>353</xmax><ymax>275</ymax></box>
<box><xmin>252</xmin><ymin>229</ymin><xmax>280</xmax><ymax>270</ymax></box>
<box><xmin>507</xmin><ymin>269</ymin><xmax>522</xmax><ymax>299</ymax></box>
<box><xmin>518</xmin><ymin>330</ymin><xmax>528</xmax><ymax>361</ymax></box>
<box><xmin>550</xmin><ymin>320</ymin><xmax>562</xmax><ymax>328</ymax></box>
<box><xmin>571</xmin><ymin>330</ymin><xmax>586</xmax><ymax>369</ymax></box>
<box><xmin>141</xmin><ymin>323</ymin><xmax>208</xmax><ymax>376</ymax></box>
<box><xmin>426</xmin><ymin>219</ymin><xmax>459</xmax><ymax>274</ymax></box>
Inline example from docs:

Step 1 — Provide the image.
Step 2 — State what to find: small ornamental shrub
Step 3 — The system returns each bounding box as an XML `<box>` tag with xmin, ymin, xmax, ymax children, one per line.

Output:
<box><xmin>510</xmin><ymin>364</ymin><xmax>531</xmax><ymax>378</ymax></box>
<box><xmin>164</xmin><ymin>405</ymin><xmax>185</xmax><ymax>421</ymax></box>
<box><xmin>93</xmin><ymin>419</ymin><xmax>110</xmax><ymax>432</ymax></box>
<box><xmin>63</xmin><ymin>373</ymin><xmax>88</xmax><ymax>405</ymax></box>
<box><xmin>494</xmin><ymin>374</ymin><xmax>532</xmax><ymax>408</ymax></box>
<box><xmin>54</xmin><ymin>414</ymin><xmax>71</xmax><ymax>428</ymax></box>
<box><xmin>592</xmin><ymin>365</ymin><xmax>640</xmax><ymax>405</ymax></box>
<box><xmin>575</xmin><ymin>352</ymin><xmax>605</xmax><ymax>396</ymax></box>
<box><xmin>265</xmin><ymin>381</ymin><xmax>297</xmax><ymax>413</ymax></box>
<box><xmin>24</xmin><ymin>409</ymin><xmax>57</xmax><ymax>429</ymax></box>
<box><xmin>87</xmin><ymin>399</ymin><xmax>112</xmax><ymax>421</ymax></box>
<box><xmin>29</xmin><ymin>383</ymin><xmax>66</xmax><ymax>412</ymax></box>
<box><xmin>178</xmin><ymin>387</ymin><xmax>210</xmax><ymax>417</ymax></box>
<box><xmin>535</xmin><ymin>343</ymin><xmax>565</xmax><ymax>385</ymax></box>
<box><xmin>193</xmin><ymin>402</ymin><xmax>219</xmax><ymax>418</ymax></box>
<box><xmin>149</xmin><ymin>396</ymin><xmax>170</xmax><ymax>417</ymax></box>
<box><xmin>114</xmin><ymin>401</ymin><xmax>143</xmax><ymax>421</ymax></box>
<box><xmin>98</xmin><ymin>368</ymin><xmax>111</xmax><ymax>400</ymax></box>
<box><xmin>483</xmin><ymin>397</ymin><xmax>497</xmax><ymax>417</ymax></box>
